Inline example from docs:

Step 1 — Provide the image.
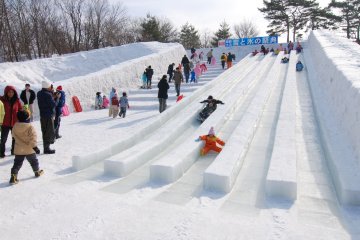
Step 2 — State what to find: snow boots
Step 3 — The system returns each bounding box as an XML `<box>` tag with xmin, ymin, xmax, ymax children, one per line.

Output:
<box><xmin>9</xmin><ymin>174</ymin><xmax>18</xmax><ymax>185</ymax></box>
<box><xmin>9</xmin><ymin>170</ymin><xmax>44</xmax><ymax>185</ymax></box>
<box><xmin>44</xmin><ymin>144</ymin><xmax>55</xmax><ymax>154</ymax></box>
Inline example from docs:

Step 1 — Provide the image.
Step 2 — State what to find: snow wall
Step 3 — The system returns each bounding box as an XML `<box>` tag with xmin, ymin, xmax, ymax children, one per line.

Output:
<box><xmin>0</xmin><ymin>42</ymin><xmax>186</xmax><ymax>117</ymax></box>
<box><xmin>307</xmin><ymin>31</ymin><xmax>360</xmax><ymax>164</ymax></box>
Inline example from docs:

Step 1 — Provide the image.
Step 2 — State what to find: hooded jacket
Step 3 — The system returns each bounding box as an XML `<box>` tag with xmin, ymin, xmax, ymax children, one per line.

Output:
<box><xmin>12</xmin><ymin>122</ymin><xmax>37</xmax><ymax>155</ymax></box>
<box><xmin>0</xmin><ymin>86</ymin><xmax>22</xmax><ymax>127</ymax></box>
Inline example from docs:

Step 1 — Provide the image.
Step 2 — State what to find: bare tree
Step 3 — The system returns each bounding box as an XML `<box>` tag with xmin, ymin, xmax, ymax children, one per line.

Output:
<box><xmin>200</xmin><ymin>28</ymin><xmax>212</xmax><ymax>48</ymax></box>
<box><xmin>233</xmin><ymin>19</ymin><xmax>259</xmax><ymax>38</ymax></box>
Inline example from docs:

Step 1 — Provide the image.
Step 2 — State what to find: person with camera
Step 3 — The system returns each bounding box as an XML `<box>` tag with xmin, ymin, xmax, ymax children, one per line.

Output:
<box><xmin>37</xmin><ymin>81</ymin><xmax>59</xmax><ymax>154</ymax></box>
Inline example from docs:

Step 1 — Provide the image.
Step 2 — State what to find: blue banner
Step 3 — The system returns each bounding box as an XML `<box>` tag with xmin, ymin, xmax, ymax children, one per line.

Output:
<box><xmin>224</xmin><ymin>36</ymin><xmax>278</xmax><ymax>47</ymax></box>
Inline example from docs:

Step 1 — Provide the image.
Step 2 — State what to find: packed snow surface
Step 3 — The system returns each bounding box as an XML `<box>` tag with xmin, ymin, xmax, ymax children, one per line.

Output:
<box><xmin>1</xmin><ymin>33</ymin><xmax>360</xmax><ymax>239</ymax></box>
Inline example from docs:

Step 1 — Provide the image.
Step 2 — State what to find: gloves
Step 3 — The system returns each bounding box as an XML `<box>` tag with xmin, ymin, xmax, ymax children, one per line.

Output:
<box><xmin>195</xmin><ymin>137</ymin><xmax>200</xmax><ymax>142</ymax></box>
<box><xmin>33</xmin><ymin>147</ymin><xmax>40</xmax><ymax>154</ymax></box>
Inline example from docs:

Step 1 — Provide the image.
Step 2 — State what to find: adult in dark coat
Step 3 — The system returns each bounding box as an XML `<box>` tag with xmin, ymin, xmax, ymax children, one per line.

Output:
<box><xmin>0</xmin><ymin>86</ymin><xmax>22</xmax><ymax>157</ymax></box>
<box><xmin>157</xmin><ymin>75</ymin><xmax>170</xmax><ymax>113</ymax></box>
<box><xmin>167</xmin><ymin>63</ymin><xmax>175</xmax><ymax>82</ymax></box>
<box><xmin>20</xmin><ymin>83</ymin><xmax>36</xmax><ymax>121</ymax></box>
<box><xmin>181</xmin><ymin>55</ymin><xmax>191</xmax><ymax>83</ymax></box>
<box><xmin>54</xmin><ymin>85</ymin><xmax>65</xmax><ymax>139</ymax></box>
<box><xmin>37</xmin><ymin>81</ymin><xmax>58</xmax><ymax>154</ymax></box>
<box><xmin>145</xmin><ymin>65</ymin><xmax>154</xmax><ymax>88</ymax></box>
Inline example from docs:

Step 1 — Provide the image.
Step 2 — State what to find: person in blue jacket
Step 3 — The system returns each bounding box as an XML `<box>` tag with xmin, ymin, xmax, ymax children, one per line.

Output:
<box><xmin>296</xmin><ymin>61</ymin><xmax>304</xmax><ymax>71</ymax></box>
<box><xmin>54</xmin><ymin>85</ymin><xmax>65</xmax><ymax>139</ymax></box>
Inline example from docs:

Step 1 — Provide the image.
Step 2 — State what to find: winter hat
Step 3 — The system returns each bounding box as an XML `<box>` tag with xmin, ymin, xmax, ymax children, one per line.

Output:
<box><xmin>17</xmin><ymin>110</ymin><xmax>30</xmax><ymax>123</ymax></box>
<box><xmin>208</xmin><ymin>127</ymin><xmax>215</xmax><ymax>136</ymax></box>
<box><xmin>56</xmin><ymin>85</ymin><xmax>62</xmax><ymax>91</ymax></box>
<box><xmin>42</xmin><ymin>80</ymin><xmax>51</xmax><ymax>89</ymax></box>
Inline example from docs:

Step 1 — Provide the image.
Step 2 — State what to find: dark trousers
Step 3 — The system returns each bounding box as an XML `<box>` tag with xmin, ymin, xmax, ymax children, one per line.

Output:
<box><xmin>0</xmin><ymin>126</ymin><xmax>14</xmax><ymax>155</ymax></box>
<box><xmin>11</xmin><ymin>154</ymin><xmax>39</xmax><ymax>174</ymax></box>
<box><xmin>147</xmin><ymin>77</ymin><xmax>152</xmax><ymax>87</ymax></box>
<box><xmin>175</xmin><ymin>83</ymin><xmax>181</xmax><ymax>96</ymax></box>
<box><xmin>221</xmin><ymin>61</ymin><xmax>225</xmax><ymax>69</ymax></box>
<box><xmin>184</xmin><ymin>72</ymin><xmax>190</xmax><ymax>83</ymax></box>
<box><xmin>40</xmin><ymin>117</ymin><xmax>55</xmax><ymax>149</ymax></box>
<box><xmin>54</xmin><ymin>114</ymin><xmax>61</xmax><ymax>137</ymax></box>
<box><xmin>158</xmin><ymin>98</ymin><xmax>167</xmax><ymax>113</ymax></box>
<box><xmin>168</xmin><ymin>72</ymin><xmax>173</xmax><ymax>82</ymax></box>
<box><xmin>207</xmin><ymin>57</ymin><xmax>211</xmax><ymax>64</ymax></box>
<box><xmin>119</xmin><ymin>107</ymin><xmax>127</xmax><ymax>118</ymax></box>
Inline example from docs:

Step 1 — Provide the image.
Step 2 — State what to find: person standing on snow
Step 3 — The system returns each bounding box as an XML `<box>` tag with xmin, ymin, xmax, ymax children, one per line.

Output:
<box><xmin>109</xmin><ymin>88</ymin><xmax>116</xmax><ymax>116</ymax></box>
<box><xmin>173</xmin><ymin>67</ymin><xmax>184</xmax><ymax>97</ymax></box>
<box><xmin>167</xmin><ymin>63</ymin><xmax>175</xmax><ymax>83</ymax></box>
<box><xmin>195</xmin><ymin>127</ymin><xmax>225</xmax><ymax>156</ymax></box>
<box><xmin>37</xmin><ymin>81</ymin><xmax>58</xmax><ymax>154</ymax></box>
<box><xmin>110</xmin><ymin>92</ymin><xmax>119</xmax><ymax>118</ymax></box>
<box><xmin>206</xmin><ymin>49</ymin><xmax>213</xmax><ymax>64</ymax></box>
<box><xmin>20</xmin><ymin>83</ymin><xmax>36</xmax><ymax>121</ymax></box>
<box><xmin>146</xmin><ymin>65</ymin><xmax>154</xmax><ymax>89</ymax></box>
<box><xmin>95</xmin><ymin>92</ymin><xmax>103</xmax><ymax>110</ymax></box>
<box><xmin>119</xmin><ymin>92</ymin><xmax>130</xmax><ymax>118</ymax></box>
<box><xmin>157</xmin><ymin>75</ymin><xmax>169</xmax><ymax>113</ymax></box>
<box><xmin>226</xmin><ymin>52</ymin><xmax>234</xmax><ymax>69</ymax></box>
<box><xmin>9</xmin><ymin>110</ymin><xmax>43</xmax><ymax>185</ymax></box>
<box><xmin>0</xmin><ymin>85</ymin><xmax>23</xmax><ymax>158</ymax></box>
<box><xmin>220</xmin><ymin>53</ymin><xmax>227</xmax><ymax>69</ymax></box>
<box><xmin>54</xmin><ymin>86</ymin><xmax>65</xmax><ymax>139</ymax></box>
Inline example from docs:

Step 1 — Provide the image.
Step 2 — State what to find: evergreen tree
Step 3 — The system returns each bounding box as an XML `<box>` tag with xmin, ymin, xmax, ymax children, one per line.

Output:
<box><xmin>259</xmin><ymin>0</ymin><xmax>320</xmax><ymax>42</ymax></box>
<box><xmin>139</xmin><ymin>14</ymin><xmax>177</xmax><ymax>42</ymax></box>
<box><xmin>329</xmin><ymin>0</ymin><xmax>357</xmax><ymax>39</ymax></box>
<box><xmin>211</xmin><ymin>21</ymin><xmax>231</xmax><ymax>47</ymax></box>
<box><xmin>308</xmin><ymin>5</ymin><xmax>341</xmax><ymax>31</ymax></box>
<box><xmin>179</xmin><ymin>22</ymin><xmax>201</xmax><ymax>49</ymax></box>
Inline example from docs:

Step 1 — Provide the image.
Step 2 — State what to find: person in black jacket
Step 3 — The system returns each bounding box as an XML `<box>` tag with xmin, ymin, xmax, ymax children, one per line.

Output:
<box><xmin>198</xmin><ymin>95</ymin><xmax>224</xmax><ymax>122</ymax></box>
<box><xmin>20</xmin><ymin>83</ymin><xmax>36</xmax><ymax>121</ymax></box>
<box><xmin>145</xmin><ymin>65</ymin><xmax>154</xmax><ymax>89</ymax></box>
<box><xmin>54</xmin><ymin>85</ymin><xmax>65</xmax><ymax>139</ymax></box>
<box><xmin>167</xmin><ymin>63</ymin><xmax>175</xmax><ymax>82</ymax></box>
<box><xmin>37</xmin><ymin>81</ymin><xmax>59</xmax><ymax>154</ymax></box>
<box><xmin>157</xmin><ymin>75</ymin><xmax>170</xmax><ymax>113</ymax></box>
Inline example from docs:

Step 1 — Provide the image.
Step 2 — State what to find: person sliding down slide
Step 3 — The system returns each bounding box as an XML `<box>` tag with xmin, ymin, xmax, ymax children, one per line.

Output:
<box><xmin>195</xmin><ymin>127</ymin><xmax>225</xmax><ymax>156</ymax></box>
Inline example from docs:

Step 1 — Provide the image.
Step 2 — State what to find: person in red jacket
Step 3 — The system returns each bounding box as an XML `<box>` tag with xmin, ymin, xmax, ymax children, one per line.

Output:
<box><xmin>0</xmin><ymin>85</ymin><xmax>22</xmax><ymax>158</ymax></box>
<box><xmin>196</xmin><ymin>127</ymin><xmax>225</xmax><ymax>156</ymax></box>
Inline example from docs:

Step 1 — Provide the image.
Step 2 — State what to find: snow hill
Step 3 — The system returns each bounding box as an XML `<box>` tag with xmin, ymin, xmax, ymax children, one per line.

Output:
<box><xmin>0</xmin><ymin>30</ymin><xmax>360</xmax><ymax>239</ymax></box>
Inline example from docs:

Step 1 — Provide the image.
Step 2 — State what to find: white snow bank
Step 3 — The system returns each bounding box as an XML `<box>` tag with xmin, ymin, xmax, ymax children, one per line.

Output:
<box><xmin>307</xmin><ymin>31</ymin><xmax>360</xmax><ymax>164</ymax></box>
<box><xmin>305</xmin><ymin>31</ymin><xmax>360</xmax><ymax>205</ymax></box>
<box><xmin>0</xmin><ymin>42</ymin><xmax>186</xmax><ymax>115</ymax></box>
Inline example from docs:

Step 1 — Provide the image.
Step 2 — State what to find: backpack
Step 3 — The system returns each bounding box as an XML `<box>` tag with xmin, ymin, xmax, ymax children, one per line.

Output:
<box><xmin>111</xmin><ymin>96</ymin><xmax>119</xmax><ymax>105</ymax></box>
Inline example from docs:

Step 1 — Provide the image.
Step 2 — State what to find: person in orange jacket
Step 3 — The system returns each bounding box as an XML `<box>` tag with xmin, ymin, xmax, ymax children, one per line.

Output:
<box><xmin>196</xmin><ymin>127</ymin><xmax>225</xmax><ymax>156</ymax></box>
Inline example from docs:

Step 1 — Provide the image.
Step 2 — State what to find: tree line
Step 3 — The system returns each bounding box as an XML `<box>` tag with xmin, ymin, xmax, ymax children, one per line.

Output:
<box><xmin>0</xmin><ymin>0</ymin><xmax>358</xmax><ymax>63</ymax></box>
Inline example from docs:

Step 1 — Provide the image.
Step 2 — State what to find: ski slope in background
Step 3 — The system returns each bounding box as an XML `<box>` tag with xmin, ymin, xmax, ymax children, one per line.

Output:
<box><xmin>0</xmin><ymin>30</ymin><xmax>360</xmax><ymax>240</ymax></box>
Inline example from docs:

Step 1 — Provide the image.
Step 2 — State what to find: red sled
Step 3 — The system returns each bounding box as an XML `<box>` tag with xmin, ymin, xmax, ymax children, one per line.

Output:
<box><xmin>72</xmin><ymin>96</ymin><xmax>83</xmax><ymax>112</ymax></box>
<box><xmin>62</xmin><ymin>103</ymin><xmax>70</xmax><ymax>116</ymax></box>
<box><xmin>176</xmin><ymin>94</ymin><xmax>184</xmax><ymax>102</ymax></box>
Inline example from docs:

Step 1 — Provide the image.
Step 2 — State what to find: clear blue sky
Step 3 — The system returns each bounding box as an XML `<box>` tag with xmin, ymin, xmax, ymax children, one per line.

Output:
<box><xmin>115</xmin><ymin>0</ymin><xmax>331</xmax><ymax>38</ymax></box>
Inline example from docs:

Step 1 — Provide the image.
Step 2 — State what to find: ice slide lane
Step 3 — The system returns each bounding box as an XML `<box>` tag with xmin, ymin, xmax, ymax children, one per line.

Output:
<box><xmin>220</xmin><ymin>52</ymin><xmax>289</xmax><ymax>215</ymax></box>
<box><xmin>294</xmin><ymin>53</ymin><xmax>347</xmax><ymax>234</ymax></box>
<box><xmin>102</xmin><ymin>55</ymin><xmax>262</xmax><ymax>177</ymax></box>
<box><xmin>202</xmin><ymin>51</ymin><xmax>285</xmax><ymax>193</ymax></box>
<box><xmin>264</xmin><ymin>51</ymin><xmax>299</xmax><ymax>201</ymax></box>
<box><xmin>150</xmin><ymin>53</ymin><xmax>276</xmax><ymax>184</ymax></box>
<box><xmin>152</xmin><ymin>54</ymin><xmax>278</xmax><ymax>205</ymax></box>
<box><xmin>71</xmin><ymin>58</ymin><xmax>240</xmax><ymax>171</ymax></box>
<box><xmin>304</xmin><ymin>47</ymin><xmax>360</xmax><ymax>206</ymax></box>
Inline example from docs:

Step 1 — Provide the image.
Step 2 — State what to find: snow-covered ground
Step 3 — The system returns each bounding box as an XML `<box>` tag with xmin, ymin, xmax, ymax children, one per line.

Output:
<box><xmin>0</xmin><ymin>31</ymin><xmax>360</xmax><ymax>240</ymax></box>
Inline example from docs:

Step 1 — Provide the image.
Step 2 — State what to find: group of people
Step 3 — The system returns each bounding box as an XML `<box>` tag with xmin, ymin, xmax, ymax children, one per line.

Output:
<box><xmin>140</xmin><ymin>66</ymin><xmax>154</xmax><ymax>89</ymax></box>
<box><xmin>95</xmin><ymin>88</ymin><xmax>130</xmax><ymax>118</ymax></box>
<box><xmin>220</xmin><ymin>52</ymin><xmax>235</xmax><ymax>69</ymax></box>
<box><xmin>0</xmin><ymin>81</ymin><xmax>65</xmax><ymax>184</ymax></box>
